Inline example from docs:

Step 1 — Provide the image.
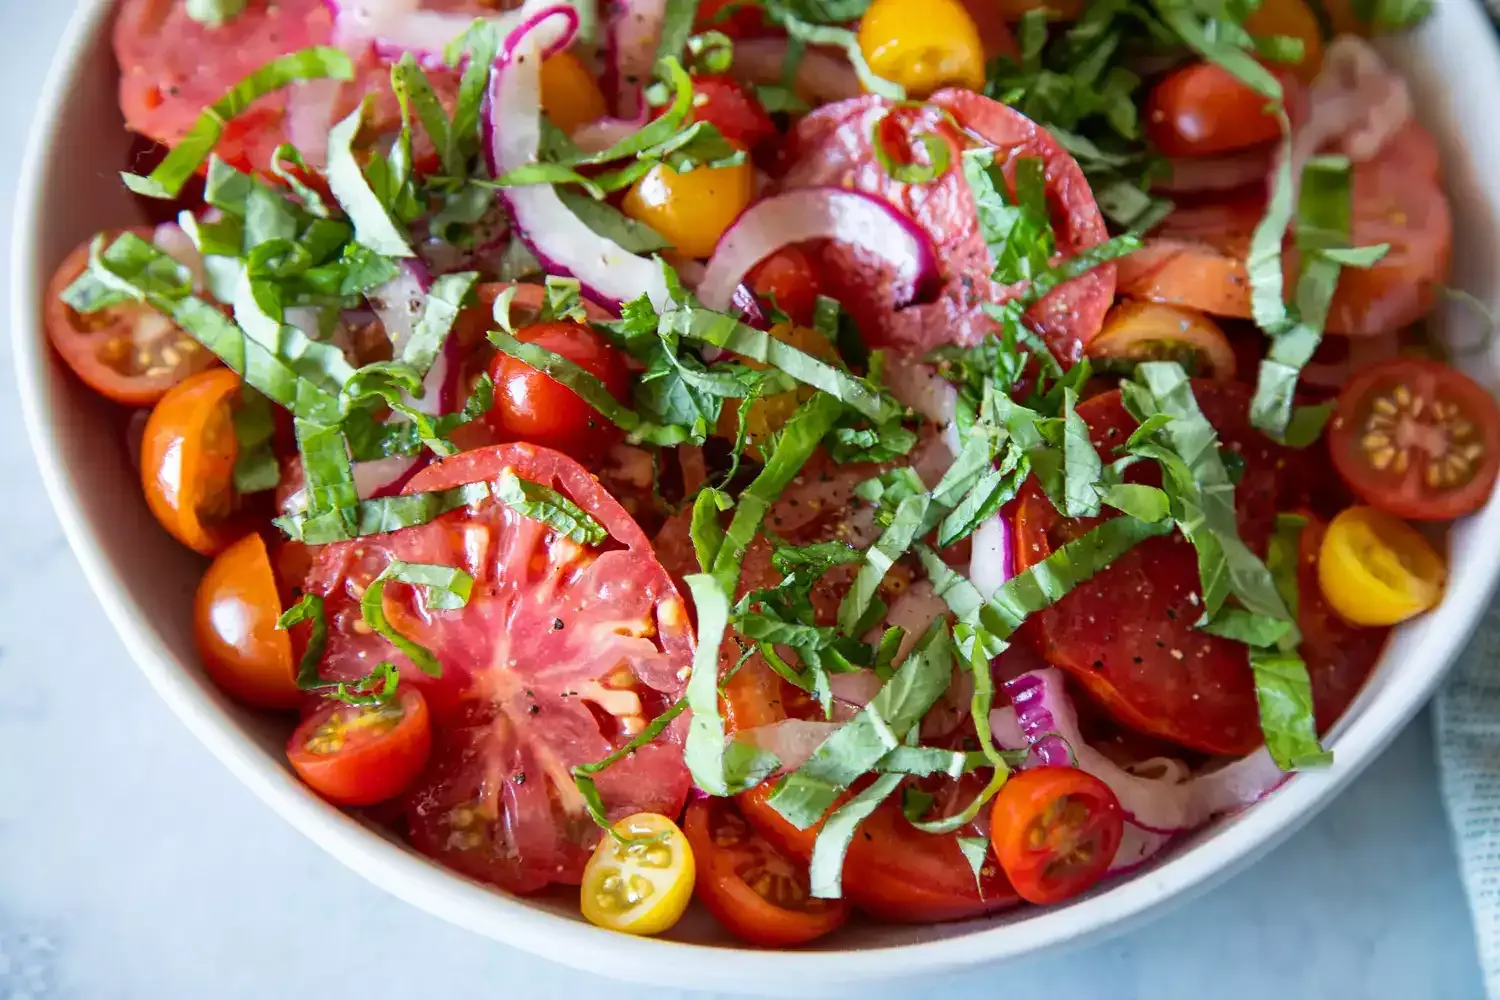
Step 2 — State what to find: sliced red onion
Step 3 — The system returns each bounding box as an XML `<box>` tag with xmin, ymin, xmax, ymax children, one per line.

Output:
<box><xmin>733</xmin><ymin>718</ymin><xmax>841</xmax><ymax>773</ymax></box>
<box><xmin>969</xmin><ymin>512</ymin><xmax>1014</xmax><ymax>601</ymax></box>
<box><xmin>883</xmin><ymin>356</ymin><xmax>962</xmax><ymax>458</ymax></box>
<box><xmin>730</xmin><ymin>38</ymin><xmax>861</xmax><ymax>106</ymax></box>
<box><xmin>366</xmin><ymin>258</ymin><xmax>464</xmax><ymax>416</ymax></box>
<box><xmin>1111</xmin><ymin>823</ymin><xmax>1174</xmax><ymax>875</ymax></box>
<box><xmin>329</xmin><ymin>0</ymin><xmax>578</xmax><ymax>68</ymax></box>
<box><xmin>485</xmin><ymin>7</ymin><xmax>670</xmax><ymax>311</ymax></box>
<box><xmin>152</xmin><ymin>222</ymin><xmax>206</xmax><ymax>293</ymax></box>
<box><xmin>1000</xmin><ymin>668</ymin><xmax>1288</xmax><ymax>834</ymax></box>
<box><xmin>1156</xmin><ymin>148</ymin><xmax>1274</xmax><ymax>194</ymax></box>
<box><xmin>604</xmin><ymin>0</ymin><xmax>667</xmax><ymax>117</ymax></box>
<box><xmin>570</xmin><ymin>112</ymin><xmax>648</xmax><ymax>154</ymax></box>
<box><xmin>698</xmin><ymin>187</ymin><xmax>940</xmax><ymax>315</ymax></box>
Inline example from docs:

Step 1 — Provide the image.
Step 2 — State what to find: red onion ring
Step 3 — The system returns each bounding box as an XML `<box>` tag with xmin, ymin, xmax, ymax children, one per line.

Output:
<box><xmin>732</xmin><ymin>718</ymin><xmax>842</xmax><ymax>773</ymax></box>
<box><xmin>328</xmin><ymin>0</ymin><xmax>577</xmax><ymax>68</ymax></box>
<box><xmin>697</xmin><ymin>187</ymin><xmax>941</xmax><ymax>313</ymax></box>
<box><xmin>484</xmin><ymin>6</ymin><xmax>670</xmax><ymax>310</ymax></box>
<box><xmin>969</xmin><ymin>512</ymin><xmax>1014</xmax><ymax>600</ymax></box>
<box><xmin>604</xmin><ymin>0</ymin><xmax>667</xmax><ymax>116</ymax></box>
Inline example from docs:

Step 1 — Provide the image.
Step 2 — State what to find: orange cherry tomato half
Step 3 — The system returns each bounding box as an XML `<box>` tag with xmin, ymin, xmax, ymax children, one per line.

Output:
<box><xmin>45</xmin><ymin>230</ymin><xmax>218</xmax><ymax>406</ymax></box>
<box><xmin>683</xmin><ymin>795</ymin><xmax>850</xmax><ymax>947</ymax></box>
<box><xmin>487</xmin><ymin>320</ymin><xmax>630</xmax><ymax>461</ymax></box>
<box><xmin>989</xmin><ymin>766</ymin><xmax>1124</xmax><ymax>905</ymax></box>
<box><xmin>1087</xmin><ymin>301</ymin><xmax>1237</xmax><ymax>380</ymax></box>
<box><xmin>1145</xmin><ymin>63</ymin><xmax>1283</xmax><ymax>158</ymax></box>
<box><xmin>1328</xmin><ymin>357</ymin><xmax>1500</xmax><ymax>521</ymax></box>
<box><xmin>288</xmin><ymin>688</ymin><xmax>433</xmax><ymax>807</ymax></box>
<box><xmin>141</xmin><ymin>367</ymin><xmax>248</xmax><ymax>555</ymax></box>
<box><xmin>193</xmin><ymin>533</ymin><xmax>300</xmax><ymax>710</ymax></box>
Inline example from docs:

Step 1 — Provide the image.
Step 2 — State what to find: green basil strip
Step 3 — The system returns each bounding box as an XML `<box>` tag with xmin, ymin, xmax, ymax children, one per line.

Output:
<box><xmin>326</xmin><ymin>101</ymin><xmax>415</xmax><ymax>257</ymax></box>
<box><xmin>392</xmin><ymin>54</ymin><xmax>457</xmax><ymax>177</ymax></box>
<box><xmin>557</xmin><ymin>187</ymin><xmax>672</xmax><ymax>252</ymax></box>
<box><xmin>660</xmin><ymin>307</ymin><xmax>891</xmax><ymax>421</ymax></box>
<box><xmin>232</xmin><ymin>385</ymin><xmax>281</xmax><ymax>494</ymax></box>
<box><xmin>836</xmin><ymin>493</ymin><xmax>931</xmax><ymax>634</ymax></box>
<box><xmin>294</xmin><ymin>418</ymin><xmax>359</xmax><ymax>535</ymax></box>
<box><xmin>691</xmin><ymin>487</ymin><xmax>732</xmax><ymax>572</ymax></box>
<box><xmin>1250</xmin><ymin>512</ymin><xmax>1330</xmax><ymax>769</ymax></box>
<box><xmin>573</xmin><ymin>58</ymin><xmax>697</xmax><ymax>166</ymax></box>
<box><xmin>955</xmin><ymin>835</ymin><xmax>990</xmax><ymax>891</ymax></box>
<box><xmin>1029</xmin><ymin>386</ymin><xmax>1103</xmax><ymax>518</ymax></box>
<box><xmin>445</xmin><ymin>20</ymin><xmax>502</xmax><ymax>167</ymax></box>
<box><xmin>965</xmin><ymin>149</ymin><xmax>1055</xmax><ymax>286</ymax></box>
<box><xmin>327</xmin><ymin>661</ymin><xmax>403</xmax><ymax>707</ymax></box>
<box><xmin>572</xmin><ymin>697</ymin><xmax>689</xmax><ymax>837</ymax></box>
<box><xmin>269</xmin><ymin>144</ymin><xmax>332</xmax><ymax>218</ymax></box>
<box><xmin>276</xmin><ymin>482</ymin><xmax>489</xmax><ymax>543</ymax></box>
<box><xmin>767</xmin><ymin>620</ymin><xmax>953</xmax><ymax>830</ymax></box>
<box><xmin>807</xmin><ymin>771</ymin><xmax>904</xmax><ymax>899</ymax></box>
<box><xmin>1152</xmin><ymin>3</ymin><xmax>1284</xmax><ymax>100</ymax></box>
<box><xmin>1097</xmin><ymin>482</ymin><xmax>1172</xmax><ymax>523</ymax></box>
<box><xmin>400</xmin><ymin>271</ymin><xmax>478</xmax><ymax>377</ymax></box>
<box><xmin>684</xmin><ymin>573</ymin><xmax>783</xmax><ymax>796</ymax></box>
<box><xmin>277</xmin><ymin>593</ymin><xmax>329</xmax><ymax>689</ymax></box>
<box><xmin>494</xmin><ymin>470</ymin><xmax>607</xmax><ymax>545</ymax></box>
<box><xmin>709</xmin><ymin>392</ymin><xmax>847</xmax><ymax>595</ymax></box>
<box><xmin>871</xmin><ymin>114</ymin><xmax>951</xmax><ymax>185</ymax></box>
<box><xmin>123</xmin><ymin>47</ymin><xmax>354</xmax><ymax>199</ymax></box>
<box><xmin>655</xmin><ymin>0</ymin><xmax>700</xmax><ymax>66</ymax></box>
<box><xmin>359</xmin><ymin>560</ymin><xmax>476</xmax><ymax>676</ymax></box>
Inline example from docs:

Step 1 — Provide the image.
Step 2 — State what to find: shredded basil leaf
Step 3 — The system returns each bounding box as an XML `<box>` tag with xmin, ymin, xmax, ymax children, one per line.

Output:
<box><xmin>326</xmin><ymin>100</ymin><xmax>415</xmax><ymax>257</ymax></box>
<box><xmin>691</xmin><ymin>487</ymin><xmax>733</xmax><ymax>572</ymax></box>
<box><xmin>572</xmin><ymin>698</ymin><xmax>689</xmax><ymax>838</ymax></box>
<box><xmin>401</xmin><ymin>271</ymin><xmax>478</xmax><ymax>377</ymax></box>
<box><xmin>123</xmin><ymin>47</ymin><xmax>354</xmax><ymax>199</ymax></box>
<box><xmin>231</xmin><ymin>386</ymin><xmax>280</xmax><ymax>494</ymax></box>
<box><xmin>277</xmin><ymin>593</ymin><xmax>329</xmax><ymax>689</ymax></box>
<box><xmin>836</xmin><ymin>493</ymin><xmax>930</xmax><ymax>634</ymax></box>
<box><xmin>494</xmin><ymin>470</ymin><xmax>607</xmax><ymax>545</ymax></box>
<box><xmin>326</xmin><ymin>661</ymin><xmax>403</xmax><ymax>707</ymax></box>
<box><xmin>808</xmin><ymin>771</ymin><xmax>903</xmax><ymax>899</ymax></box>
<box><xmin>871</xmin><ymin>113</ymin><xmax>951</xmax><ymax>185</ymax></box>
<box><xmin>359</xmin><ymin>560</ymin><xmax>475</xmax><ymax>676</ymax></box>
<box><xmin>392</xmin><ymin>54</ymin><xmax>458</xmax><ymax>177</ymax></box>
<box><xmin>1252</xmin><ymin>512</ymin><xmax>1331</xmax><ymax>770</ymax></box>
<box><xmin>655</xmin><ymin>0</ymin><xmax>701</xmax><ymax>67</ymax></box>
<box><xmin>445</xmin><ymin>20</ymin><xmax>503</xmax><ymax>168</ymax></box>
<box><xmin>276</xmin><ymin>482</ymin><xmax>489</xmax><ymax>543</ymax></box>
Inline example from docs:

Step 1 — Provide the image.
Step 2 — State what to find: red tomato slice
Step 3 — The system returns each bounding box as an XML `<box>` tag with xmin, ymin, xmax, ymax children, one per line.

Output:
<box><xmin>989</xmin><ymin>766</ymin><xmax>1123</xmax><ymax>905</ymax></box>
<box><xmin>1328</xmin><ymin>357</ymin><xmax>1500</xmax><ymax>520</ymax></box>
<box><xmin>1013</xmin><ymin>380</ymin><xmax>1378</xmax><ymax>756</ymax></box>
<box><xmin>683</xmin><ymin>796</ymin><xmax>850</xmax><ymax>947</ymax></box>
<box><xmin>689</xmin><ymin>76</ymin><xmax>778</xmax><ymax>151</ymax></box>
<box><xmin>114</xmin><ymin>0</ymin><xmax>454</xmax><ymax>175</ymax></box>
<box><xmin>1145</xmin><ymin>63</ymin><xmax>1285</xmax><ymax>158</ymax></box>
<box><xmin>301</xmin><ymin>444</ymin><xmax>693</xmax><ymax>893</ymax></box>
<box><xmin>288</xmin><ymin>688</ymin><xmax>433</xmax><ymax>807</ymax></box>
<box><xmin>1117</xmin><ymin>121</ymin><xmax>1450</xmax><ymax>337</ymax></box>
<box><xmin>779</xmin><ymin>91</ymin><xmax>1114</xmax><ymax>365</ymax></box>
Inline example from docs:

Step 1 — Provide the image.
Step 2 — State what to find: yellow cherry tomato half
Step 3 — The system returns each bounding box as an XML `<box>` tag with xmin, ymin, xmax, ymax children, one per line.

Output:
<box><xmin>1244</xmin><ymin>0</ymin><xmax>1324</xmax><ymax>80</ymax></box>
<box><xmin>1317</xmin><ymin>506</ymin><xmax>1447</xmax><ymax>627</ymax></box>
<box><xmin>1087</xmin><ymin>301</ymin><xmax>1237</xmax><ymax>381</ymax></box>
<box><xmin>717</xmin><ymin>323</ymin><xmax>841</xmax><ymax>441</ymax></box>
<box><xmin>622</xmin><ymin>158</ymin><xmax>754</xmax><ymax>259</ymax></box>
<box><xmin>857</xmin><ymin>0</ymin><xmax>985</xmax><ymax>97</ymax></box>
<box><xmin>540</xmin><ymin>51</ymin><xmax>608</xmax><ymax>133</ymax></box>
<box><xmin>581</xmin><ymin>812</ymin><xmax>696</xmax><ymax>936</ymax></box>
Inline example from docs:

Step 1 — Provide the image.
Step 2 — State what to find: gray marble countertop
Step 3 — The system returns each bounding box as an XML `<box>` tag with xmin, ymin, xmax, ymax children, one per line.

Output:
<box><xmin>0</xmin><ymin>3</ymin><xmax>1488</xmax><ymax>997</ymax></box>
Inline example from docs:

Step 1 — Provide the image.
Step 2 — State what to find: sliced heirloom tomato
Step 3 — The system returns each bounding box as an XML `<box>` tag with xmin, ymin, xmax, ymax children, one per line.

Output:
<box><xmin>1328</xmin><ymin>358</ymin><xmax>1500</xmax><ymax>521</ymax></box>
<box><xmin>46</xmin><ymin>230</ymin><xmax>217</xmax><ymax>406</ymax></box>
<box><xmin>684</xmin><ymin>796</ymin><xmax>849</xmax><ymax>947</ymax></box>
<box><xmin>194</xmin><ymin>533</ymin><xmax>300</xmax><ymax>709</ymax></box>
<box><xmin>141</xmin><ymin>368</ymin><xmax>252</xmax><ymax>555</ymax></box>
<box><xmin>288</xmin><ymin>688</ymin><xmax>433</xmax><ymax>807</ymax></box>
<box><xmin>989</xmin><ymin>766</ymin><xmax>1124</xmax><ymax>905</ymax></box>
<box><xmin>302</xmin><ymin>444</ymin><xmax>694</xmax><ymax>893</ymax></box>
<box><xmin>1118</xmin><ymin>120</ymin><xmax>1451</xmax><ymax>338</ymax></box>
<box><xmin>1014</xmin><ymin>381</ymin><xmax>1385</xmax><ymax>755</ymax></box>
<box><xmin>780</xmin><ymin>90</ymin><xmax>1114</xmax><ymax>365</ymax></box>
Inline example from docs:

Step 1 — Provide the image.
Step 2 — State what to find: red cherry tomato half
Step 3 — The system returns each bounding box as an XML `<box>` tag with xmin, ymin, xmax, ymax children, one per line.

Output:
<box><xmin>141</xmin><ymin>367</ymin><xmax>249</xmax><ymax>556</ymax></box>
<box><xmin>683</xmin><ymin>796</ymin><xmax>850</xmax><ymax>947</ymax></box>
<box><xmin>45</xmin><ymin>230</ymin><xmax>218</xmax><ymax>407</ymax></box>
<box><xmin>989</xmin><ymin>766</ymin><xmax>1124</xmax><ymax>905</ymax></box>
<box><xmin>486</xmin><ymin>321</ymin><xmax>630</xmax><ymax>461</ymax></box>
<box><xmin>1328</xmin><ymin>357</ymin><xmax>1500</xmax><ymax>521</ymax></box>
<box><xmin>288</xmin><ymin>688</ymin><xmax>433</xmax><ymax>807</ymax></box>
<box><xmin>748</xmin><ymin>247</ymin><xmax>821</xmax><ymax>326</ymax></box>
<box><xmin>193</xmin><ymin>533</ymin><xmax>300</xmax><ymax>710</ymax></box>
<box><xmin>689</xmin><ymin>75</ymin><xmax>778</xmax><ymax>151</ymax></box>
<box><xmin>1145</xmin><ymin>63</ymin><xmax>1283</xmax><ymax>158</ymax></box>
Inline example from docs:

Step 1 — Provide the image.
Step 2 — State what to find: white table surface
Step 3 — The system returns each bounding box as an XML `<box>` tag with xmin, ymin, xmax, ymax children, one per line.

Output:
<box><xmin>0</xmin><ymin>3</ymin><xmax>1489</xmax><ymax>998</ymax></box>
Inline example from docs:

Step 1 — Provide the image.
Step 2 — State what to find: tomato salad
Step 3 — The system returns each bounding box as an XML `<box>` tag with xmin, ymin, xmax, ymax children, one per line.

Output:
<box><xmin>50</xmin><ymin>0</ymin><xmax>1498</xmax><ymax>944</ymax></box>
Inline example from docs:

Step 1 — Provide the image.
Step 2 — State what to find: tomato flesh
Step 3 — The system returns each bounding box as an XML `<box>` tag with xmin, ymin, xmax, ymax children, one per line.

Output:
<box><xmin>487</xmin><ymin>321</ymin><xmax>630</xmax><ymax>461</ymax></box>
<box><xmin>989</xmin><ymin>767</ymin><xmax>1123</xmax><ymax>905</ymax></box>
<box><xmin>688</xmin><ymin>76</ymin><xmax>778</xmax><ymax>151</ymax></box>
<box><xmin>748</xmin><ymin>248</ymin><xmax>821</xmax><ymax>327</ymax></box>
<box><xmin>303</xmin><ymin>445</ymin><xmax>693</xmax><ymax>893</ymax></box>
<box><xmin>685</xmin><ymin>797</ymin><xmax>850</xmax><ymax>947</ymax></box>
<box><xmin>1328</xmin><ymin>357</ymin><xmax>1500</xmax><ymax>521</ymax></box>
<box><xmin>288</xmin><ymin>688</ymin><xmax>432</xmax><ymax>807</ymax></box>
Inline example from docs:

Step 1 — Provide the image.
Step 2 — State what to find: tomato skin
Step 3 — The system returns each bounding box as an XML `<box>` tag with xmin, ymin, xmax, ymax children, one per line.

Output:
<box><xmin>582</xmin><ymin>813</ymin><xmax>697</xmax><ymax>935</ymax></box>
<box><xmin>1146</xmin><ymin>63</ymin><xmax>1283</xmax><ymax>158</ymax></box>
<box><xmin>45</xmin><ymin>230</ymin><xmax>218</xmax><ymax>406</ymax></box>
<box><xmin>684</xmin><ymin>796</ymin><xmax>850</xmax><ymax>947</ymax></box>
<box><xmin>694</xmin><ymin>0</ymin><xmax>773</xmax><ymax>38</ymax></box>
<box><xmin>748</xmin><ymin>248</ymin><xmax>821</xmax><ymax>326</ymax></box>
<box><xmin>1328</xmin><ymin>357</ymin><xmax>1500</xmax><ymax>521</ymax></box>
<box><xmin>141</xmin><ymin>368</ymin><xmax>248</xmax><ymax>556</ymax></box>
<box><xmin>857</xmin><ymin>0</ymin><xmax>987</xmax><ymax>97</ymax></box>
<box><xmin>622</xmin><ymin>158</ymin><xmax>757</xmax><ymax>259</ymax></box>
<box><xmin>1087</xmin><ymin>301</ymin><xmax>1236</xmax><ymax>380</ymax></box>
<box><xmin>989</xmin><ymin>767</ymin><xmax>1123</xmax><ymax>905</ymax></box>
<box><xmin>689</xmin><ymin>76</ymin><xmax>778</xmax><ymax>151</ymax></box>
<box><xmin>288</xmin><ymin>688</ymin><xmax>432</xmax><ymax>807</ymax></box>
<box><xmin>193</xmin><ymin>533</ymin><xmax>300</xmax><ymax>710</ymax></box>
<box><xmin>486</xmin><ymin>321</ymin><xmax>630</xmax><ymax>461</ymax></box>
<box><xmin>540</xmin><ymin>51</ymin><xmax>608</xmax><ymax>133</ymax></box>
<box><xmin>1317</xmin><ymin>506</ymin><xmax>1446</xmax><ymax>627</ymax></box>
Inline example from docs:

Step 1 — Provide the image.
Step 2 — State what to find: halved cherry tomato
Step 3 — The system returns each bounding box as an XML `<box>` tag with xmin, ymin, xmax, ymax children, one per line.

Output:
<box><xmin>1328</xmin><ymin>358</ymin><xmax>1500</xmax><ymax>521</ymax></box>
<box><xmin>1087</xmin><ymin>301</ymin><xmax>1236</xmax><ymax>380</ymax></box>
<box><xmin>288</xmin><ymin>688</ymin><xmax>432</xmax><ymax>807</ymax></box>
<box><xmin>858</xmin><ymin>0</ymin><xmax>986</xmax><ymax>97</ymax></box>
<box><xmin>193</xmin><ymin>533</ymin><xmax>299</xmax><ymax>710</ymax></box>
<box><xmin>694</xmin><ymin>0</ymin><xmax>774</xmax><ymax>38</ymax></box>
<box><xmin>45</xmin><ymin>231</ymin><xmax>218</xmax><ymax>406</ymax></box>
<box><xmin>486</xmin><ymin>320</ymin><xmax>630</xmax><ymax>461</ymax></box>
<box><xmin>1145</xmin><ymin>63</ymin><xmax>1283</xmax><ymax>158</ymax></box>
<box><xmin>1244</xmin><ymin>0</ymin><xmax>1324</xmax><ymax>80</ymax></box>
<box><xmin>541</xmin><ymin>51</ymin><xmax>608</xmax><ymax>133</ymax></box>
<box><xmin>1317</xmin><ymin>506</ymin><xmax>1446</xmax><ymax>627</ymax></box>
<box><xmin>141</xmin><ymin>368</ymin><xmax>248</xmax><ymax>556</ymax></box>
<box><xmin>989</xmin><ymin>766</ymin><xmax>1123</xmax><ymax>905</ymax></box>
<box><xmin>683</xmin><ymin>796</ymin><xmax>849</xmax><ymax>947</ymax></box>
<box><xmin>748</xmin><ymin>247</ymin><xmax>821</xmax><ymax>326</ymax></box>
<box><xmin>581</xmin><ymin>812</ymin><xmax>696</xmax><ymax>936</ymax></box>
<box><xmin>689</xmin><ymin>76</ymin><xmax>778</xmax><ymax>151</ymax></box>
<box><xmin>622</xmin><ymin>157</ymin><xmax>756</xmax><ymax>258</ymax></box>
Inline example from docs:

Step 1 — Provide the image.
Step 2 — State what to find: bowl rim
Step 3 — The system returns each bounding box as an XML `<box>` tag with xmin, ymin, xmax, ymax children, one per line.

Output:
<box><xmin>14</xmin><ymin>0</ymin><xmax>1500</xmax><ymax>989</ymax></box>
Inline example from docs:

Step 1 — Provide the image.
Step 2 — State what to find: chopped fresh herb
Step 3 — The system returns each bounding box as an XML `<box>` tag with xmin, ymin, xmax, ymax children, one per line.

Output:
<box><xmin>231</xmin><ymin>386</ymin><xmax>280</xmax><ymax>494</ymax></box>
<box><xmin>572</xmin><ymin>698</ymin><xmax>689</xmax><ymax>838</ymax></box>
<box><xmin>871</xmin><ymin>113</ymin><xmax>951</xmax><ymax>185</ymax></box>
<box><xmin>327</xmin><ymin>661</ymin><xmax>402</xmax><ymax>707</ymax></box>
<box><xmin>1251</xmin><ymin>512</ymin><xmax>1331</xmax><ymax>770</ymax></box>
<box><xmin>326</xmin><ymin>100</ymin><xmax>415</xmax><ymax>258</ymax></box>
<box><xmin>276</xmin><ymin>482</ymin><xmax>489</xmax><ymax>544</ymax></box>
<box><xmin>494</xmin><ymin>469</ymin><xmax>608</xmax><ymax>545</ymax></box>
<box><xmin>808</xmin><ymin>770</ymin><xmax>903</xmax><ymax>898</ymax></box>
<box><xmin>359</xmin><ymin>560</ymin><xmax>475</xmax><ymax>676</ymax></box>
<box><xmin>691</xmin><ymin>487</ymin><xmax>733</xmax><ymax>572</ymax></box>
<box><xmin>277</xmin><ymin>592</ymin><xmax>329</xmax><ymax>689</ymax></box>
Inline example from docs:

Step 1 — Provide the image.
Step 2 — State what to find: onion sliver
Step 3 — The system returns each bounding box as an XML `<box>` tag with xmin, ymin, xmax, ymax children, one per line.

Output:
<box><xmin>329</xmin><ymin>0</ymin><xmax>579</xmax><ymax>67</ymax></box>
<box><xmin>969</xmin><ymin>513</ymin><xmax>1014</xmax><ymax>601</ymax></box>
<box><xmin>697</xmin><ymin>187</ymin><xmax>940</xmax><ymax>313</ymax></box>
<box><xmin>733</xmin><ymin>718</ymin><xmax>841</xmax><ymax>773</ymax></box>
<box><xmin>485</xmin><ymin>6</ymin><xmax>671</xmax><ymax>310</ymax></box>
<box><xmin>999</xmin><ymin>668</ymin><xmax>1287</xmax><ymax>834</ymax></box>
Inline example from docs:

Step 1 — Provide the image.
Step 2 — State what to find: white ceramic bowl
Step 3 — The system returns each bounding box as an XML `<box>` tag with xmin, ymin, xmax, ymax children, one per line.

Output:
<box><xmin>14</xmin><ymin>1</ymin><xmax>1500</xmax><ymax>992</ymax></box>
